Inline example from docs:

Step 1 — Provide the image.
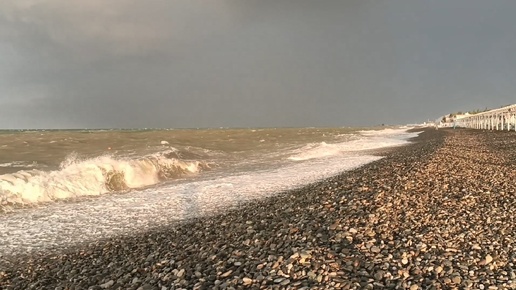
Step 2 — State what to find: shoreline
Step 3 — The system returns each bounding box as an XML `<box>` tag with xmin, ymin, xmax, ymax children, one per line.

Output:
<box><xmin>2</xmin><ymin>128</ymin><xmax>515</xmax><ymax>289</ymax></box>
<box><xmin>0</xmin><ymin>129</ymin><xmax>414</xmax><ymax>260</ymax></box>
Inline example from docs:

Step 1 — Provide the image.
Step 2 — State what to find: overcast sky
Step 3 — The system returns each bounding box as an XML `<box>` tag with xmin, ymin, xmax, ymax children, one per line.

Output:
<box><xmin>1</xmin><ymin>0</ymin><xmax>516</xmax><ymax>129</ymax></box>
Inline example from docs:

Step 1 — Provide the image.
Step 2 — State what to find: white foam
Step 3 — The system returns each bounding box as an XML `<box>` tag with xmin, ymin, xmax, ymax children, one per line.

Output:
<box><xmin>289</xmin><ymin>128</ymin><xmax>420</xmax><ymax>161</ymax></box>
<box><xmin>358</xmin><ymin>127</ymin><xmax>417</xmax><ymax>137</ymax></box>
<box><xmin>0</xmin><ymin>151</ymin><xmax>206</xmax><ymax>205</ymax></box>
<box><xmin>0</xmin><ymin>161</ymin><xmax>40</xmax><ymax>168</ymax></box>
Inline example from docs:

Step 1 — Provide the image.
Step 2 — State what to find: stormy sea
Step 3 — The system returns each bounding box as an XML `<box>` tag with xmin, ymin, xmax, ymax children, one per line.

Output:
<box><xmin>0</xmin><ymin>126</ymin><xmax>420</xmax><ymax>258</ymax></box>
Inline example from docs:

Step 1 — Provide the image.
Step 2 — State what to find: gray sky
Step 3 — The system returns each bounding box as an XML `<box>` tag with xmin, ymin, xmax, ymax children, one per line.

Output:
<box><xmin>1</xmin><ymin>0</ymin><xmax>516</xmax><ymax>129</ymax></box>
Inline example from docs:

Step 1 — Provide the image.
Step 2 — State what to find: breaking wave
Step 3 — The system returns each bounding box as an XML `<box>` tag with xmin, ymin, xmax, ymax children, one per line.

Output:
<box><xmin>0</xmin><ymin>150</ymin><xmax>210</xmax><ymax>206</ymax></box>
<box><xmin>288</xmin><ymin>128</ymin><xmax>419</xmax><ymax>161</ymax></box>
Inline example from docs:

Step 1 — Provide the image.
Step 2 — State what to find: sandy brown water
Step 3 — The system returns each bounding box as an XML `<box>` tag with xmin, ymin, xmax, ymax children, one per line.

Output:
<box><xmin>0</xmin><ymin>127</ymin><xmax>365</xmax><ymax>175</ymax></box>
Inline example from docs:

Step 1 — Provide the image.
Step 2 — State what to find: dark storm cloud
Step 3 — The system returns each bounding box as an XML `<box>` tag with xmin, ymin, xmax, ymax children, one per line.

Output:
<box><xmin>1</xmin><ymin>0</ymin><xmax>515</xmax><ymax>129</ymax></box>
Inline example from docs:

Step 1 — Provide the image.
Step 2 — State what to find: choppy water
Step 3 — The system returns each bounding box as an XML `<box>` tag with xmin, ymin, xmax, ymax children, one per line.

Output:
<box><xmin>0</xmin><ymin>126</ymin><xmax>421</xmax><ymax>259</ymax></box>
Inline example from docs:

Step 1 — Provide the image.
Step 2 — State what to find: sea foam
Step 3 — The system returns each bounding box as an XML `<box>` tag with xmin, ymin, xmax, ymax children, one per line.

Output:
<box><xmin>0</xmin><ymin>150</ymin><xmax>208</xmax><ymax>206</ymax></box>
<box><xmin>288</xmin><ymin>128</ymin><xmax>419</xmax><ymax>161</ymax></box>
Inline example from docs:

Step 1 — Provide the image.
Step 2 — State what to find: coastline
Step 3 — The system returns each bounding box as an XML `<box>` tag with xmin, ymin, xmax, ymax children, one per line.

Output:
<box><xmin>2</xmin><ymin>128</ymin><xmax>515</xmax><ymax>289</ymax></box>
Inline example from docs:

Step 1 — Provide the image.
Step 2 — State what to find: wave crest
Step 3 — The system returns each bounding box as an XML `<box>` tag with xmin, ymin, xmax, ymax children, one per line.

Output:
<box><xmin>0</xmin><ymin>150</ymin><xmax>210</xmax><ymax>206</ymax></box>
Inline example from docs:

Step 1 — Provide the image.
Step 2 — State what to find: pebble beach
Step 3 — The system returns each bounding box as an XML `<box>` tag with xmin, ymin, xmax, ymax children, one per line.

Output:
<box><xmin>1</xmin><ymin>128</ymin><xmax>515</xmax><ymax>289</ymax></box>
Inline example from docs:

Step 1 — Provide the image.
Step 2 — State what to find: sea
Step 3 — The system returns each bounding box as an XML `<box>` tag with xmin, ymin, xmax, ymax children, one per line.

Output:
<box><xmin>0</xmin><ymin>126</ymin><xmax>421</xmax><ymax>259</ymax></box>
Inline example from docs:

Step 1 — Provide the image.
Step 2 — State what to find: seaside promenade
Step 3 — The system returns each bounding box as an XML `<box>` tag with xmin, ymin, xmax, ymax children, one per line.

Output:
<box><xmin>455</xmin><ymin>104</ymin><xmax>516</xmax><ymax>131</ymax></box>
<box><xmin>1</xmin><ymin>128</ymin><xmax>515</xmax><ymax>289</ymax></box>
